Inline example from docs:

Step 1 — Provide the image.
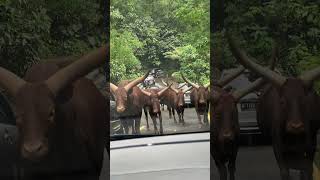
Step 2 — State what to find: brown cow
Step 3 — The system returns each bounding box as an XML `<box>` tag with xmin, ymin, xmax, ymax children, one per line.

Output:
<box><xmin>169</xmin><ymin>85</ymin><xmax>192</xmax><ymax>125</ymax></box>
<box><xmin>110</xmin><ymin>72</ymin><xmax>149</xmax><ymax>135</ymax></box>
<box><xmin>182</xmin><ymin>68</ymin><xmax>244</xmax><ymax>127</ymax></box>
<box><xmin>228</xmin><ymin>32</ymin><xmax>320</xmax><ymax>180</ymax></box>
<box><xmin>211</xmin><ymin>77</ymin><xmax>266</xmax><ymax>180</ymax></box>
<box><xmin>0</xmin><ymin>45</ymin><xmax>108</xmax><ymax>180</ymax></box>
<box><xmin>160</xmin><ymin>79</ymin><xmax>186</xmax><ymax>118</ymax></box>
<box><xmin>140</xmin><ymin>85</ymin><xmax>171</xmax><ymax>134</ymax></box>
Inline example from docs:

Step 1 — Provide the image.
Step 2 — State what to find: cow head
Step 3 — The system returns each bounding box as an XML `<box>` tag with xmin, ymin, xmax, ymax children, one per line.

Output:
<box><xmin>0</xmin><ymin>45</ymin><xmax>108</xmax><ymax>161</ymax></box>
<box><xmin>212</xmin><ymin>77</ymin><xmax>265</xmax><ymax>142</ymax></box>
<box><xmin>170</xmin><ymin>85</ymin><xmax>192</xmax><ymax>109</ymax></box>
<box><xmin>227</xmin><ymin>31</ymin><xmax>320</xmax><ymax>135</ymax></box>
<box><xmin>110</xmin><ymin>71</ymin><xmax>150</xmax><ymax>113</ymax></box>
<box><xmin>181</xmin><ymin>74</ymin><xmax>209</xmax><ymax>107</ymax></box>
<box><xmin>140</xmin><ymin>85</ymin><xmax>171</xmax><ymax>114</ymax></box>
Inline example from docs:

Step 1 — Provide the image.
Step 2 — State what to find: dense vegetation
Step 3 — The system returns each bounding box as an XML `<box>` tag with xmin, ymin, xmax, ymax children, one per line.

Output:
<box><xmin>0</xmin><ymin>0</ymin><xmax>106</xmax><ymax>76</ymax></box>
<box><xmin>212</xmin><ymin>0</ymin><xmax>320</xmax><ymax>91</ymax></box>
<box><xmin>110</xmin><ymin>0</ymin><xmax>210</xmax><ymax>84</ymax></box>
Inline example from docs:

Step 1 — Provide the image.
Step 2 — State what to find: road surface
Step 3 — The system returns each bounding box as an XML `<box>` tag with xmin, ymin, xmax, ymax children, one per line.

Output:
<box><xmin>140</xmin><ymin>106</ymin><xmax>209</xmax><ymax>134</ymax></box>
<box><xmin>210</xmin><ymin>145</ymin><xmax>320</xmax><ymax>180</ymax></box>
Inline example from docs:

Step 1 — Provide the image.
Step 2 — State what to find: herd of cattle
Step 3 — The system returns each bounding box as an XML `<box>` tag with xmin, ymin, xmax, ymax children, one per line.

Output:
<box><xmin>0</xmin><ymin>31</ymin><xmax>320</xmax><ymax>180</ymax></box>
<box><xmin>109</xmin><ymin>71</ymin><xmax>213</xmax><ymax>135</ymax></box>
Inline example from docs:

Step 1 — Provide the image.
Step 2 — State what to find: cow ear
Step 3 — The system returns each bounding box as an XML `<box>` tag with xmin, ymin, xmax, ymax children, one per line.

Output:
<box><xmin>56</xmin><ymin>85</ymin><xmax>73</xmax><ymax>103</ymax></box>
<box><xmin>127</xmin><ymin>88</ymin><xmax>133</xmax><ymax>95</ymax></box>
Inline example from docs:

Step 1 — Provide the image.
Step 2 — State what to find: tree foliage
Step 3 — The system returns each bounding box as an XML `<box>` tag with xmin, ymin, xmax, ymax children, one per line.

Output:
<box><xmin>111</xmin><ymin>0</ymin><xmax>209</xmax><ymax>84</ymax></box>
<box><xmin>0</xmin><ymin>0</ymin><xmax>106</xmax><ymax>76</ymax></box>
<box><xmin>213</xmin><ymin>0</ymin><xmax>320</xmax><ymax>84</ymax></box>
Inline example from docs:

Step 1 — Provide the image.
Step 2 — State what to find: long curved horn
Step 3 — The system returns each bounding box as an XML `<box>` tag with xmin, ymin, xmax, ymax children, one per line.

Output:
<box><xmin>299</xmin><ymin>67</ymin><xmax>320</xmax><ymax>87</ymax></box>
<box><xmin>183</xmin><ymin>86</ymin><xmax>193</xmax><ymax>93</ymax></box>
<box><xmin>44</xmin><ymin>56</ymin><xmax>78</xmax><ymax>68</ymax></box>
<box><xmin>226</xmin><ymin>31</ymin><xmax>286</xmax><ymax>87</ymax></box>
<box><xmin>46</xmin><ymin>45</ymin><xmax>108</xmax><ymax>96</ymax></box>
<box><xmin>177</xmin><ymin>83</ymin><xmax>187</xmax><ymax>89</ymax></box>
<box><xmin>110</xmin><ymin>82</ymin><xmax>118</xmax><ymax>93</ymax></box>
<box><xmin>124</xmin><ymin>71</ymin><xmax>150</xmax><ymax>92</ymax></box>
<box><xmin>0</xmin><ymin>68</ymin><xmax>26</xmax><ymax>96</ymax></box>
<box><xmin>170</xmin><ymin>85</ymin><xmax>179</xmax><ymax>94</ymax></box>
<box><xmin>157</xmin><ymin>84</ymin><xmax>172</xmax><ymax>97</ymax></box>
<box><xmin>140</xmin><ymin>88</ymin><xmax>152</xmax><ymax>97</ymax></box>
<box><xmin>217</xmin><ymin>66</ymin><xmax>245</xmax><ymax>87</ymax></box>
<box><xmin>161</xmin><ymin>79</ymin><xmax>168</xmax><ymax>86</ymax></box>
<box><xmin>181</xmin><ymin>73</ymin><xmax>200</xmax><ymax>89</ymax></box>
<box><xmin>232</xmin><ymin>78</ymin><xmax>266</xmax><ymax>101</ymax></box>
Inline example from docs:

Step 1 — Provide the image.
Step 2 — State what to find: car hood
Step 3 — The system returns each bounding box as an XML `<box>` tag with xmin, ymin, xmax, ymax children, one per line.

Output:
<box><xmin>110</xmin><ymin>133</ymin><xmax>210</xmax><ymax>180</ymax></box>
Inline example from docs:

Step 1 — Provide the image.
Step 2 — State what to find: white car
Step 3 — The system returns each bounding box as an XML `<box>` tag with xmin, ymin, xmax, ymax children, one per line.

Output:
<box><xmin>110</xmin><ymin>133</ymin><xmax>210</xmax><ymax>180</ymax></box>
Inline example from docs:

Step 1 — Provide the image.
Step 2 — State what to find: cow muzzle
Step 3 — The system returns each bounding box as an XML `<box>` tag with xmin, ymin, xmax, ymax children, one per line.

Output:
<box><xmin>222</xmin><ymin>131</ymin><xmax>234</xmax><ymax>141</ymax></box>
<box><xmin>117</xmin><ymin>106</ymin><xmax>125</xmax><ymax>113</ymax></box>
<box><xmin>21</xmin><ymin>141</ymin><xmax>48</xmax><ymax>161</ymax></box>
<box><xmin>286</xmin><ymin>122</ymin><xmax>305</xmax><ymax>134</ymax></box>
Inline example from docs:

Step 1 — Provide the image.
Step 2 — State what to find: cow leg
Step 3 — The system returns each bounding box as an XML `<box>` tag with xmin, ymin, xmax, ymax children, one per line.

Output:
<box><xmin>197</xmin><ymin>112</ymin><xmax>203</xmax><ymax>128</ymax></box>
<box><xmin>182</xmin><ymin>109</ymin><xmax>185</xmax><ymax>126</ymax></box>
<box><xmin>229</xmin><ymin>148</ymin><xmax>238</xmax><ymax>180</ymax></box>
<box><xmin>121</xmin><ymin>118</ymin><xmax>129</xmax><ymax>134</ymax></box>
<box><xmin>144</xmin><ymin>107</ymin><xmax>150</xmax><ymax>131</ymax></box>
<box><xmin>172</xmin><ymin>108</ymin><xmax>177</xmax><ymax>124</ymax></box>
<box><xmin>228</xmin><ymin>161</ymin><xmax>236</xmax><ymax>180</ymax></box>
<box><xmin>168</xmin><ymin>106</ymin><xmax>172</xmax><ymax>119</ymax></box>
<box><xmin>177</xmin><ymin>110</ymin><xmax>182</xmax><ymax>124</ymax></box>
<box><xmin>135</xmin><ymin>117</ymin><xmax>141</xmax><ymax>135</ymax></box>
<box><xmin>204</xmin><ymin>111</ymin><xmax>209</xmax><ymax>126</ymax></box>
<box><xmin>215</xmin><ymin>161</ymin><xmax>227</xmax><ymax>180</ymax></box>
<box><xmin>159</xmin><ymin>112</ymin><xmax>163</xmax><ymax>134</ymax></box>
<box><xmin>150</xmin><ymin>114</ymin><xmax>159</xmax><ymax>134</ymax></box>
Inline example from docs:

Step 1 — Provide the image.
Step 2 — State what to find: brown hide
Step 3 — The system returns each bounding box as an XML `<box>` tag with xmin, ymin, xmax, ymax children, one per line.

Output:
<box><xmin>228</xmin><ymin>32</ymin><xmax>320</xmax><ymax>179</ymax></box>
<box><xmin>112</xmin><ymin>80</ymin><xmax>144</xmax><ymax>134</ymax></box>
<box><xmin>15</xmin><ymin>63</ymin><xmax>107</xmax><ymax>179</ymax></box>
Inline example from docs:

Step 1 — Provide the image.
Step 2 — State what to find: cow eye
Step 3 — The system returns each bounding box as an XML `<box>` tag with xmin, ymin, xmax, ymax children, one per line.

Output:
<box><xmin>48</xmin><ymin>108</ymin><xmax>55</xmax><ymax>122</ymax></box>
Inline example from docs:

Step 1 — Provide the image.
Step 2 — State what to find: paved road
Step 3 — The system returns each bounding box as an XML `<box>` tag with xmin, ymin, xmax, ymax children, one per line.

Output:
<box><xmin>210</xmin><ymin>145</ymin><xmax>320</xmax><ymax>180</ymax></box>
<box><xmin>211</xmin><ymin>146</ymin><xmax>283</xmax><ymax>180</ymax></box>
<box><xmin>140</xmin><ymin>106</ymin><xmax>209</xmax><ymax>134</ymax></box>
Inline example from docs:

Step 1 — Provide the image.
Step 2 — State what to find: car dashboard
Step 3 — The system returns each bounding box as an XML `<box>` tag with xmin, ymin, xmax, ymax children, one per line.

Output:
<box><xmin>110</xmin><ymin>132</ymin><xmax>210</xmax><ymax>180</ymax></box>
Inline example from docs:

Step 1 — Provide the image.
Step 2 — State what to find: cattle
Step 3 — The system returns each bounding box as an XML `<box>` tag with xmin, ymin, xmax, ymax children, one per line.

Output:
<box><xmin>0</xmin><ymin>45</ymin><xmax>108</xmax><ymax>180</ymax></box>
<box><xmin>110</xmin><ymin>72</ymin><xmax>150</xmax><ymax>135</ymax></box>
<box><xmin>169</xmin><ymin>85</ymin><xmax>192</xmax><ymax>126</ymax></box>
<box><xmin>140</xmin><ymin>85</ymin><xmax>172</xmax><ymax>134</ymax></box>
<box><xmin>211</xmin><ymin>42</ymin><xmax>277</xmax><ymax>180</ymax></box>
<box><xmin>160</xmin><ymin>79</ymin><xmax>186</xmax><ymax>117</ymax></box>
<box><xmin>158</xmin><ymin>81</ymin><xmax>189</xmax><ymax>124</ymax></box>
<box><xmin>228</xmin><ymin>32</ymin><xmax>320</xmax><ymax>180</ymax></box>
<box><xmin>181</xmin><ymin>75</ymin><xmax>209</xmax><ymax>127</ymax></box>
<box><xmin>211</xmin><ymin>76</ymin><xmax>266</xmax><ymax>180</ymax></box>
<box><xmin>182</xmin><ymin>68</ymin><xmax>244</xmax><ymax>128</ymax></box>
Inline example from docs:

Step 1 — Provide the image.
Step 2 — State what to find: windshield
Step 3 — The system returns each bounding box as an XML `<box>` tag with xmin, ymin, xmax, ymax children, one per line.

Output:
<box><xmin>110</xmin><ymin>0</ymin><xmax>210</xmax><ymax>139</ymax></box>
